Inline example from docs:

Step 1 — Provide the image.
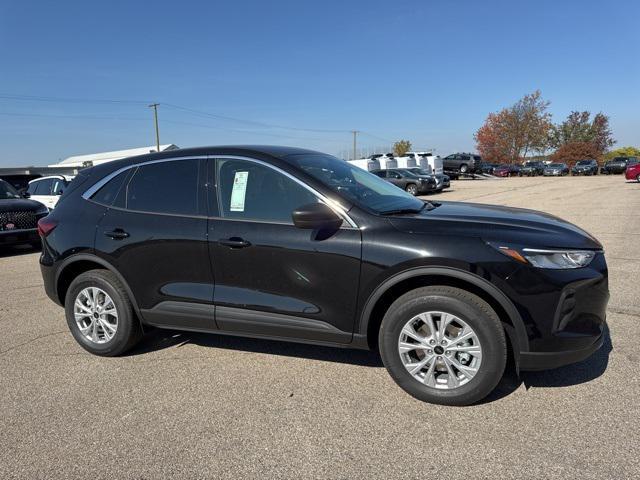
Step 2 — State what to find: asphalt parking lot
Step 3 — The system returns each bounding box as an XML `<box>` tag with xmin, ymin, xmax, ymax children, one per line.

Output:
<box><xmin>1</xmin><ymin>175</ymin><xmax>638</xmax><ymax>479</ymax></box>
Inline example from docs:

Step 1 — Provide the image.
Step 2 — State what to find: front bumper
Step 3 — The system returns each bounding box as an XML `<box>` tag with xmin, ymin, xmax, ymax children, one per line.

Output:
<box><xmin>519</xmin><ymin>328</ymin><xmax>605</xmax><ymax>370</ymax></box>
<box><xmin>0</xmin><ymin>228</ymin><xmax>39</xmax><ymax>246</ymax></box>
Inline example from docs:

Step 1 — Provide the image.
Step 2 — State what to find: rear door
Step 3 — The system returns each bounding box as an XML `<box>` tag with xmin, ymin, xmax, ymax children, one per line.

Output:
<box><xmin>207</xmin><ymin>156</ymin><xmax>361</xmax><ymax>344</ymax></box>
<box><xmin>92</xmin><ymin>157</ymin><xmax>214</xmax><ymax>330</ymax></box>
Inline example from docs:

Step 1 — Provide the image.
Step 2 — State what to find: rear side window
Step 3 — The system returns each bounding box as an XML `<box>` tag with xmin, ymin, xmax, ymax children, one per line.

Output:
<box><xmin>32</xmin><ymin>179</ymin><xmax>53</xmax><ymax>195</ymax></box>
<box><xmin>125</xmin><ymin>160</ymin><xmax>200</xmax><ymax>215</ymax></box>
<box><xmin>91</xmin><ymin>171</ymin><xmax>129</xmax><ymax>206</ymax></box>
<box><xmin>51</xmin><ymin>179</ymin><xmax>67</xmax><ymax>195</ymax></box>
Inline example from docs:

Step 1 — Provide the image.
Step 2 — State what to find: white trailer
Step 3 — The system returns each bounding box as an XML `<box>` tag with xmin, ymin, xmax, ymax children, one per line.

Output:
<box><xmin>407</xmin><ymin>152</ymin><xmax>443</xmax><ymax>175</ymax></box>
<box><xmin>346</xmin><ymin>158</ymin><xmax>381</xmax><ymax>171</ymax></box>
<box><xmin>395</xmin><ymin>156</ymin><xmax>418</xmax><ymax>169</ymax></box>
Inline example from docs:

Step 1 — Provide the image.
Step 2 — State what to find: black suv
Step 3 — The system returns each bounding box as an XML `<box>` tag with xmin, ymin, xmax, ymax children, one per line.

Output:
<box><xmin>442</xmin><ymin>153</ymin><xmax>481</xmax><ymax>174</ymax></box>
<box><xmin>39</xmin><ymin>146</ymin><xmax>609</xmax><ymax>406</ymax></box>
<box><xmin>571</xmin><ymin>159</ymin><xmax>599</xmax><ymax>176</ymax></box>
<box><xmin>371</xmin><ymin>168</ymin><xmax>437</xmax><ymax>195</ymax></box>
<box><xmin>520</xmin><ymin>161</ymin><xmax>545</xmax><ymax>176</ymax></box>
<box><xmin>601</xmin><ymin>157</ymin><xmax>637</xmax><ymax>175</ymax></box>
<box><xmin>0</xmin><ymin>179</ymin><xmax>48</xmax><ymax>248</ymax></box>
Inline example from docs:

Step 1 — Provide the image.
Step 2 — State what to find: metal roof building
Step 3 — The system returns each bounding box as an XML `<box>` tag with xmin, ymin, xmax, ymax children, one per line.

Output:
<box><xmin>49</xmin><ymin>144</ymin><xmax>179</xmax><ymax>168</ymax></box>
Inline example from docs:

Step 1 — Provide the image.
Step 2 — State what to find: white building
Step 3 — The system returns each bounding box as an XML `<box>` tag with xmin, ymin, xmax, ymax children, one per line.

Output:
<box><xmin>49</xmin><ymin>144</ymin><xmax>179</xmax><ymax>168</ymax></box>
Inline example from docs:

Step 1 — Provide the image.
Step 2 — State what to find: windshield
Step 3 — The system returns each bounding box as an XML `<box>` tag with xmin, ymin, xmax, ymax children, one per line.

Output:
<box><xmin>410</xmin><ymin>168</ymin><xmax>431</xmax><ymax>175</ymax></box>
<box><xmin>524</xmin><ymin>162</ymin><xmax>538</xmax><ymax>167</ymax></box>
<box><xmin>0</xmin><ymin>180</ymin><xmax>21</xmax><ymax>200</ymax></box>
<box><xmin>548</xmin><ymin>163</ymin><xmax>564</xmax><ymax>168</ymax></box>
<box><xmin>286</xmin><ymin>154</ymin><xmax>425</xmax><ymax>214</ymax></box>
<box><xmin>577</xmin><ymin>160</ymin><xmax>592</xmax><ymax>165</ymax></box>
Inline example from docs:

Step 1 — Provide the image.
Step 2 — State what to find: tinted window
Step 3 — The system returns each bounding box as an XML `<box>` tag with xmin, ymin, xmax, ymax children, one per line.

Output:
<box><xmin>372</xmin><ymin>171</ymin><xmax>386</xmax><ymax>178</ymax></box>
<box><xmin>217</xmin><ymin>158</ymin><xmax>318</xmax><ymax>223</ymax></box>
<box><xmin>287</xmin><ymin>154</ymin><xmax>424</xmax><ymax>214</ymax></box>
<box><xmin>32</xmin><ymin>179</ymin><xmax>53</xmax><ymax>195</ymax></box>
<box><xmin>51</xmin><ymin>179</ymin><xmax>67</xmax><ymax>195</ymax></box>
<box><xmin>125</xmin><ymin>160</ymin><xmax>200</xmax><ymax>215</ymax></box>
<box><xmin>91</xmin><ymin>171</ymin><xmax>129</xmax><ymax>206</ymax></box>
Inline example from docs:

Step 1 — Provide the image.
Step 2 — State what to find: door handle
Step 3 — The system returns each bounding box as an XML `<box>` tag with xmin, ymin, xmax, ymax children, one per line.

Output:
<box><xmin>104</xmin><ymin>229</ymin><xmax>130</xmax><ymax>240</ymax></box>
<box><xmin>218</xmin><ymin>237</ymin><xmax>251</xmax><ymax>249</ymax></box>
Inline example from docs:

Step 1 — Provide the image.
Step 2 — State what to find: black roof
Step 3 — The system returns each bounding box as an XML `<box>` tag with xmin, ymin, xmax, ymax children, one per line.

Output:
<box><xmin>87</xmin><ymin>145</ymin><xmax>325</xmax><ymax>177</ymax></box>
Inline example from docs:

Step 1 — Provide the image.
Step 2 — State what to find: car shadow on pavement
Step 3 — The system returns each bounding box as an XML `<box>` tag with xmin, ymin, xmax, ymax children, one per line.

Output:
<box><xmin>130</xmin><ymin>328</ymin><xmax>384</xmax><ymax>367</ymax></box>
<box><xmin>0</xmin><ymin>244</ymin><xmax>40</xmax><ymax>258</ymax></box>
<box><xmin>481</xmin><ymin>324</ymin><xmax>613</xmax><ymax>404</ymax></box>
<box><xmin>130</xmin><ymin>324</ymin><xmax>612</xmax><ymax>402</ymax></box>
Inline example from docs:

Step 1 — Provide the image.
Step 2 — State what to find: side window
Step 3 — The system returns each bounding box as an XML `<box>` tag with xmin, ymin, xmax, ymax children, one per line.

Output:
<box><xmin>91</xmin><ymin>171</ymin><xmax>129</xmax><ymax>206</ymax></box>
<box><xmin>216</xmin><ymin>158</ymin><xmax>318</xmax><ymax>224</ymax></box>
<box><xmin>27</xmin><ymin>182</ymin><xmax>38</xmax><ymax>195</ymax></box>
<box><xmin>51</xmin><ymin>179</ymin><xmax>66</xmax><ymax>195</ymax></box>
<box><xmin>125</xmin><ymin>160</ymin><xmax>200</xmax><ymax>215</ymax></box>
<box><xmin>372</xmin><ymin>171</ymin><xmax>385</xmax><ymax>178</ymax></box>
<box><xmin>33</xmin><ymin>179</ymin><xmax>53</xmax><ymax>195</ymax></box>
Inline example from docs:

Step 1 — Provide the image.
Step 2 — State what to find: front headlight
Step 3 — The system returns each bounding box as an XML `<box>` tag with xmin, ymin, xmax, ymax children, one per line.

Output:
<box><xmin>522</xmin><ymin>249</ymin><xmax>596</xmax><ymax>269</ymax></box>
<box><xmin>488</xmin><ymin>242</ymin><xmax>597</xmax><ymax>269</ymax></box>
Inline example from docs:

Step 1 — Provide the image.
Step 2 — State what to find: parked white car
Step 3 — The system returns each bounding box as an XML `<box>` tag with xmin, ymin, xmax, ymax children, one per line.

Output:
<box><xmin>26</xmin><ymin>175</ymin><xmax>74</xmax><ymax>210</ymax></box>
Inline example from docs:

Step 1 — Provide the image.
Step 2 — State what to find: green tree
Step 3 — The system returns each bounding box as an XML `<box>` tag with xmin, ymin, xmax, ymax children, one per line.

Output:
<box><xmin>393</xmin><ymin>140</ymin><xmax>412</xmax><ymax>157</ymax></box>
<box><xmin>549</xmin><ymin>111</ymin><xmax>615</xmax><ymax>156</ymax></box>
<box><xmin>604</xmin><ymin>146</ymin><xmax>640</xmax><ymax>160</ymax></box>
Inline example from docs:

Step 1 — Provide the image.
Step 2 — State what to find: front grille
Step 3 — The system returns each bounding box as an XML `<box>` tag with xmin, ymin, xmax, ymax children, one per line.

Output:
<box><xmin>0</xmin><ymin>211</ymin><xmax>39</xmax><ymax>231</ymax></box>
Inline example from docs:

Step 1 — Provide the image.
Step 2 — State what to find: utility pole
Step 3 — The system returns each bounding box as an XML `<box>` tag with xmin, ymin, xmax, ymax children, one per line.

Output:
<box><xmin>351</xmin><ymin>130</ymin><xmax>359</xmax><ymax>160</ymax></box>
<box><xmin>148</xmin><ymin>103</ymin><xmax>160</xmax><ymax>152</ymax></box>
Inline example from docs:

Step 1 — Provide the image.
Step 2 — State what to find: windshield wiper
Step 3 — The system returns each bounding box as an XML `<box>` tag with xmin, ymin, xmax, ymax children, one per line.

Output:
<box><xmin>380</xmin><ymin>201</ymin><xmax>436</xmax><ymax>215</ymax></box>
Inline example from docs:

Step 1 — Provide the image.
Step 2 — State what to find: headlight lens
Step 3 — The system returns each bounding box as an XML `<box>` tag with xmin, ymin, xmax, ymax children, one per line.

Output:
<box><xmin>523</xmin><ymin>249</ymin><xmax>595</xmax><ymax>269</ymax></box>
<box><xmin>488</xmin><ymin>242</ymin><xmax>597</xmax><ymax>269</ymax></box>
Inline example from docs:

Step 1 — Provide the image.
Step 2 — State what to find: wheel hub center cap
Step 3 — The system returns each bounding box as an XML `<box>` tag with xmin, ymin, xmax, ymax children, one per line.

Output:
<box><xmin>434</xmin><ymin>346</ymin><xmax>445</xmax><ymax>355</ymax></box>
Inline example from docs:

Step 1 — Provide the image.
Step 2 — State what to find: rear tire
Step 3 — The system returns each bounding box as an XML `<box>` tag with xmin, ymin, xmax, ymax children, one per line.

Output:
<box><xmin>379</xmin><ymin>286</ymin><xmax>507</xmax><ymax>406</ymax></box>
<box><xmin>65</xmin><ymin>269</ymin><xmax>142</xmax><ymax>356</ymax></box>
<box><xmin>459</xmin><ymin>164</ymin><xmax>468</xmax><ymax>174</ymax></box>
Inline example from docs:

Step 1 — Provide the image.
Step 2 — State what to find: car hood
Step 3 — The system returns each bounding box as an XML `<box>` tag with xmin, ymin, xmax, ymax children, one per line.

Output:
<box><xmin>0</xmin><ymin>198</ymin><xmax>46</xmax><ymax>212</ymax></box>
<box><xmin>388</xmin><ymin>201</ymin><xmax>602</xmax><ymax>250</ymax></box>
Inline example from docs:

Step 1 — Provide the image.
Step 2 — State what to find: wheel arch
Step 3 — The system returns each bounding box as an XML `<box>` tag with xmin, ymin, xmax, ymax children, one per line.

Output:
<box><xmin>358</xmin><ymin>267</ymin><xmax>529</xmax><ymax>363</ymax></box>
<box><xmin>55</xmin><ymin>254</ymin><xmax>142</xmax><ymax>320</ymax></box>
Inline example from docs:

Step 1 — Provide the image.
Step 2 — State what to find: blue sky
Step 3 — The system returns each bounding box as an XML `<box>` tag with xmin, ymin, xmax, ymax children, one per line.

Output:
<box><xmin>0</xmin><ymin>0</ymin><xmax>638</xmax><ymax>166</ymax></box>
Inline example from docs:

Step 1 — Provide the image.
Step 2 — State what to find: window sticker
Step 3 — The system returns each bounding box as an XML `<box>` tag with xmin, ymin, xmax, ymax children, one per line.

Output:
<box><xmin>230</xmin><ymin>171</ymin><xmax>249</xmax><ymax>212</ymax></box>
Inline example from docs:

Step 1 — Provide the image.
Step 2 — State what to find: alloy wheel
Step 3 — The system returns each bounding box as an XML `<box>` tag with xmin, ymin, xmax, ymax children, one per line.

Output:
<box><xmin>398</xmin><ymin>311</ymin><xmax>482</xmax><ymax>389</ymax></box>
<box><xmin>74</xmin><ymin>287</ymin><xmax>118</xmax><ymax>344</ymax></box>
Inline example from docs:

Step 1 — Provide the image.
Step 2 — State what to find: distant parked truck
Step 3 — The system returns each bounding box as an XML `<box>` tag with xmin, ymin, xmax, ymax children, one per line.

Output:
<box><xmin>406</xmin><ymin>152</ymin><xmax>443</xmax><ymax>175</ymax></box>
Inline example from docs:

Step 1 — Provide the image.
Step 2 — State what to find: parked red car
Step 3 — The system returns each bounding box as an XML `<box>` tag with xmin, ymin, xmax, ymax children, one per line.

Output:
<box><xmin>493</xmin><ymin>164</ymin><xmax>520</xmax><ymax>177</ymax></box>
<box><xmin>625</xmin><ymin>161</ymin><xmax>640</xmax><ymax>182</ymax></box>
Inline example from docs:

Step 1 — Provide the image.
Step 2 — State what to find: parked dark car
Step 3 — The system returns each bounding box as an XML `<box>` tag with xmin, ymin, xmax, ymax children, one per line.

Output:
<box><xmin>479</xmin><ymin>163</ymin><xmax>499</xmax><ymax>175</ymax></box>
<box><xmin>405</xmin><ymin>168</ymin><xmax>450</xmax><ymax>190</ymax></box>
<box><xmin>39</xmin><ymin>146</ymin><xmax>609</xmax><ymax>406</ymax></box>
<box><xmin>571</xmin><ymin>159</ymin><xmax>599</xmax><ymax>176</ymax></box>
<box><xmin>371</xmin><ymin>168</ymin><xmax>437</xmax><ymax>195</ymax></box>
<box><xmin>0</xmin><ymin>179</ymin><xmax>48</xmax><ymax>248</ymax></box>
<box><xmin>442</xmin><ymin>153</ymin><xmax>481</xmax><ymax>174</ymax></box>
<box><xmin>543</xmin><ymin>163</ymin><xmax>569</xmax><ymax>176</ymax></box>
<box><xmin>601</xmin><ymin>157</ymin><xmax>637</xmax><ymax>175</ymax></box>
<box><xmin>520</xmin><ymin>161</ymin><xmax>545</xmax><ymax>176</ymax></box>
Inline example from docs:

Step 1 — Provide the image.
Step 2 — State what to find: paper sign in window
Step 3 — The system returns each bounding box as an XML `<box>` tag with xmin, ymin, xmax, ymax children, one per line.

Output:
<box><xmin>230</xmin><ymin>171</ymin><xmax>249</xmax><ymax>212</ymax></box>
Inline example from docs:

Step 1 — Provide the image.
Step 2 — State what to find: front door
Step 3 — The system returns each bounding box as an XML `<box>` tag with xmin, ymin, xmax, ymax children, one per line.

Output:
<box><xmin>208</xmin><ymin>157</ymin><xmax>361</xmax><ymax>344</ymax></box>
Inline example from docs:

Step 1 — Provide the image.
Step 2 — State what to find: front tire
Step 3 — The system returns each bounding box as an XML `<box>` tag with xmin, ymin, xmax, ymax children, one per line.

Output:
<box><xmin>405</xmin><ymin>183</ymin><xmax>418</xmax><ymax>195</ymax></box>
<box><xmin>379</xmin><ymin>286</ymin><xmax>507</xmax><ymax>406</ymax></box>
<box><xmin>65</xmin><ymin>269</ymin><xmax>142</xmax><ymax>356</ymax></box>
<box><xmin>459</xmin><ymin>164</ymin><xmax>468</xmax><ymax>174</ymax></box>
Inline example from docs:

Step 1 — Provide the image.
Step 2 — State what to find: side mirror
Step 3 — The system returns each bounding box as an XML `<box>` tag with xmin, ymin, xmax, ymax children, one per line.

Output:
<box><xmin>21</xmin><ymin>191</ymin><xmax>30</xmax><ymax>198</ymax></box>
<box><xmin>292</xmin><ymin>203</ymin><xmax>343</xmax><ymax>230</ymax></box>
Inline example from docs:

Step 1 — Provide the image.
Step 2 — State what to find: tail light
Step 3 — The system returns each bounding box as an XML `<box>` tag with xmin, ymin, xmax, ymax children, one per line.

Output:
<box><xmin>37</xmin><ymin>217</ymin><xmax>57</xmax><ymax>237</ymax></box>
